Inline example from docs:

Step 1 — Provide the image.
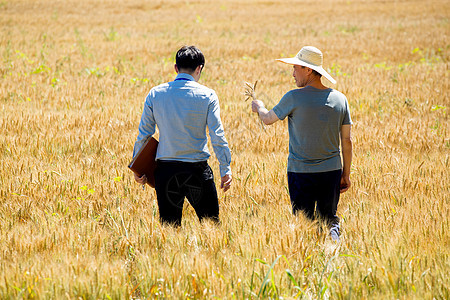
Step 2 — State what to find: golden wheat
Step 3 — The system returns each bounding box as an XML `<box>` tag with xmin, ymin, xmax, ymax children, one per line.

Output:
<box><xmin>0</xmin><ymin>0</ymin><xmax>448</xmax><ymax>298</ymax></box>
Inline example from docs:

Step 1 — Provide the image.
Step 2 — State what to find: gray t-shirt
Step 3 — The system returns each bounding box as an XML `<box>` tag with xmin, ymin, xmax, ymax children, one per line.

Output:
<box><xmin>272</xmin><ymin>86</ymin><xmax>352</xmax><ymax>173</ymax></box>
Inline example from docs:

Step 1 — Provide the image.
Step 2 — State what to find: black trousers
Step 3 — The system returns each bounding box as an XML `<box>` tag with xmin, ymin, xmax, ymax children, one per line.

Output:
<box><xmin>287</xmin><ymin>169</ymin><xmax>342</xmax><ymax>235</ymax></box>
<box><xmin>154</xmin><ymin>160</ymin><xmax>219</xmax><ymax>226</ymax></box>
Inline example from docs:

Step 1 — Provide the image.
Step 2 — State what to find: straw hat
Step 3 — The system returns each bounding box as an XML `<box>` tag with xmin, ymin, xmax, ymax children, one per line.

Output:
<box><xmin>276</xmin><ymin>46</ymin><xmax>336</xmax><ymax>84</ymax></box>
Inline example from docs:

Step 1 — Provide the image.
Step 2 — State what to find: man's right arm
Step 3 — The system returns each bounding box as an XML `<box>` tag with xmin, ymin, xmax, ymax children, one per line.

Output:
<box><xmin>340</xmin><ymin>124</ymin><xmax>352</xmax><ymax>193</ymax></box>
<box><xmin>251</xmin><ymin>100</ymin><xmax>280</xmax><ymax>125</ymax></box>
<box><xmin>206</xmin><ymin>95</ymin><xmax>232</xmax><ymax>192</ymax></box>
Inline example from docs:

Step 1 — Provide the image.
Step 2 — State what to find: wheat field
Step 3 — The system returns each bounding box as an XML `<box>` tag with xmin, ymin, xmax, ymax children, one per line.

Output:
<box><xmin>1</xmin><ymin>0</ymin><xmax>449</xmax><ymax>298</ymax></box>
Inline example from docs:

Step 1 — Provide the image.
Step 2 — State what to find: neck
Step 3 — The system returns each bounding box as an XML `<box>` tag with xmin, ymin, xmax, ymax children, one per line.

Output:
<box><xmin>305</xmin><ymin>76</ymin><xmax>327</xmax><ymax>89</ymax></box>
<box><xmin>177</xmin><ymin>67</ymin><xmax>201</xmax><ymax>82</ymax></box>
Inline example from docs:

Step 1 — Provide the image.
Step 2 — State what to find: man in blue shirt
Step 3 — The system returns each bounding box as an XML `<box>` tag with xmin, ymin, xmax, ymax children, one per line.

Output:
<box><xmin>133</xmin><ymin>46</ymin><xmax>232</xmax><ymax>226</ymax></box>
<box><xmin>251</xmin><ymin>46</ymin><xmax>353</xmax><ymax>241</ymax></box>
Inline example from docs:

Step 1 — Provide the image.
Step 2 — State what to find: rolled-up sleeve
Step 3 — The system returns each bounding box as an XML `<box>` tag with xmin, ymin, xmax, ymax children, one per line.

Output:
<box><xmin>206</xmin><ymin>93</ymin><xmax>232</xmax><ymax>177</ymax></box>
<box><xmin>133</xmin><ymin>94</ymin><xmax>156</xmax><ymax>158</ymax></box>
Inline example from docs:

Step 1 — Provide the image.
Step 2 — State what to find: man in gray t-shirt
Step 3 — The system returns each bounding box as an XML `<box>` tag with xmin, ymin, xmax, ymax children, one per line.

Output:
<box><xmin>251</xmin><ymin>46</ymin><xmax>353</xmax><ymax>241</ymax></box>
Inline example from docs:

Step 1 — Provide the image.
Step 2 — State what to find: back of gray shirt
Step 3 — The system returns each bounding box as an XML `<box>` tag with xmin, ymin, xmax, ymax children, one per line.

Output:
<box><xmin>272</xmin><ymin>86</ymin><xmax>352</xmax><ymax>173</ymax></box>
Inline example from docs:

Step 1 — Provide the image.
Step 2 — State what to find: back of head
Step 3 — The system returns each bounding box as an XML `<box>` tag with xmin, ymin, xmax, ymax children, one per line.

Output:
<box><xmin>176</xmin><ymin>46</ymin><xmax>205</xmax><ymax>73</ymax></box>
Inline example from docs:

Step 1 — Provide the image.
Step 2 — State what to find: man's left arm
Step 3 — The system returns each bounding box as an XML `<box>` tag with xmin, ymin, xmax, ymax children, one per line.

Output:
<box><xmin>133</xmin><ymin>95</ymin><xmax>157</xmax><ymax>184</ymax></box>
<box><xmin>340</xmin><ymin>124</ymin><xmax>352</xmax><ymax>193</ymax></box>
<box><xmin>133</xmin><ymin>96</ymin><xmax>156</xmax><ymax>157</ymax></box>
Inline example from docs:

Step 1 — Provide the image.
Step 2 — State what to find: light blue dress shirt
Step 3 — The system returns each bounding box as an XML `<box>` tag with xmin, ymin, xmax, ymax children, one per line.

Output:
<box><xmin>133</xmin><ymin>73</ymin><xmax>232</xmax><ymax>177</ymax></box>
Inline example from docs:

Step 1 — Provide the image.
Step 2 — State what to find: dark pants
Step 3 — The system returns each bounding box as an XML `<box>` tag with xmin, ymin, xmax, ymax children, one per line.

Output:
<box><xmin>288</xmin><ymin>169</ymin><xmax>342</xmax><ymax>238</ymax></box>
<box><xmin>154</xmin><ymin>160</ymin><xmax>219</xmax><ymax>226</ymax></box>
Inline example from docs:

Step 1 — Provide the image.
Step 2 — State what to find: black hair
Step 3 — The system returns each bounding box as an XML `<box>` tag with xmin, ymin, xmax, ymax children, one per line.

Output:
<box><xmin>311</xmin><ymin>69</ymin><xmax>322</xmax><ymax>78</ymax></box>
<box><xmin>300</xmin><ymin>65</ymin><xmax>322</xmax><ymax>78</ymax></box>
<box><xmin>175</xmin><ymin>46</ymin><xmax>205</xmax><ymax>72</ymax></box>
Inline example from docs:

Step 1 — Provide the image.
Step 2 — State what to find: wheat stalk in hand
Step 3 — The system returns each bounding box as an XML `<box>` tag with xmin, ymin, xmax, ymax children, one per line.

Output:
<box><xmin>244</xmin><ymin>80</ymin><xmax>258</xmax><ymax>101</ymax></box>
<box><xmin>244</xmin><ymin>80</ymin><xmax>265</xmax><ymax>130</ymax></box>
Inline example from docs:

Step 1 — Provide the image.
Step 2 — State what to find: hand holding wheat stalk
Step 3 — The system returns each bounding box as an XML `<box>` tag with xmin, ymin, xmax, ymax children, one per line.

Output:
<box><xmin>244</xmin><ymin>80</ymin><xmax>265</xmax><ymax>130</ymax></box>
<box><xmin>244</xmin><ymin>80</ymin><xmax>258</xmax><ymax>101</ymax></box>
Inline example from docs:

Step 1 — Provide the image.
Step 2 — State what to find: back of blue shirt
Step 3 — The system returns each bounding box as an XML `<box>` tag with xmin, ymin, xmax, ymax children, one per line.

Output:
<box><xmin>133</xmin><ymin>73</ymin><xmax>231</xmax><ymax>177</ymax></box>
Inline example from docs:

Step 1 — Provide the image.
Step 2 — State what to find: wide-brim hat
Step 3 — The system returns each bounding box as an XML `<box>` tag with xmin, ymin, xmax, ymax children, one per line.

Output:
<box><xmin>276</xmin><ymin>46</ymin><xmax>336</xmax><ymax>84</ymax></box>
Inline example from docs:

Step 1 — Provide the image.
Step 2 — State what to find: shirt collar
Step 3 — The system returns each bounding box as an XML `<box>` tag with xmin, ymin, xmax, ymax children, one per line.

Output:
<box><xmin>175</xmin><ymin>73</ymin><xmax>195</xmax><ymax>82</ymax></box>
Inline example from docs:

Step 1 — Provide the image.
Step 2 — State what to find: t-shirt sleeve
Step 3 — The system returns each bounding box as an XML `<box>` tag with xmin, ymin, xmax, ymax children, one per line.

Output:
<box><xmin>272</xmin><ymin>91</ymin><xmax>293</xmax><ymax>120</ymax></box>
<box><xmin>342</xmin><ymin>96</ymin><xmax>352</xmax><ymax>125</ymax></box>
